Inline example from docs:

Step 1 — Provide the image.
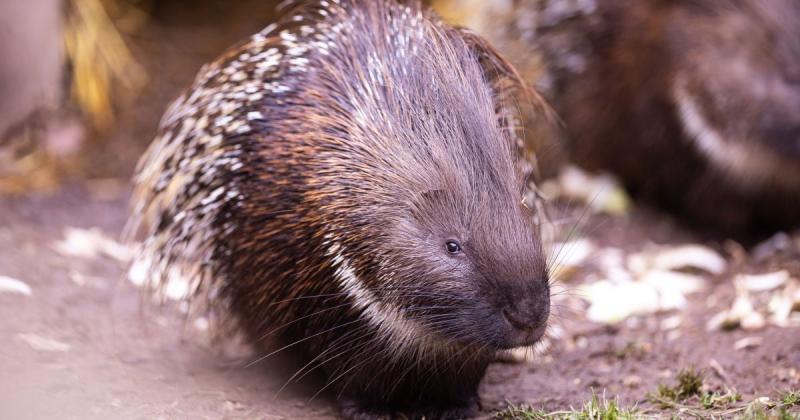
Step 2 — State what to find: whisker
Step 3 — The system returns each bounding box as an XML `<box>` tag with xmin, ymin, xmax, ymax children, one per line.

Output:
<box><xmin>246</xmin><ymin>317</ymin><xmax>364</xmax><ymax>368</ymax></box>
<box><xmin>277</xmin><ymin>324</ymin><xmax>376</xmax><ymax>397</ymax></box>
<box><xmin>254</xmin><ymin>302</ymin><xmax>355</xmax><ymax>343</ymax></box>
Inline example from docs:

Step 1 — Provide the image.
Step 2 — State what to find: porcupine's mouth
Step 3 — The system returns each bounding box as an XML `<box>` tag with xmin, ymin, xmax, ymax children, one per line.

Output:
<box><xmin>498</xmin><ymin>320</ymin><xmax>548</xmax><ymax>350</ymax></box>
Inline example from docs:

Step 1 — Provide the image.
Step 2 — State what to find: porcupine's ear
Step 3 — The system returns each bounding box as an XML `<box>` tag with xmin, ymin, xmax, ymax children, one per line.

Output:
<box><xmin>454</xmin><ymin>27</ymin><xmax>559</xmax><ymax>185</ymax></box>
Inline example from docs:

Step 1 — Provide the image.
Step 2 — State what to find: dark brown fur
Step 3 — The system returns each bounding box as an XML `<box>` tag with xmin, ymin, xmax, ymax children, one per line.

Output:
<box><xmin>127</xmin><ymin>1</ymin><xmax>551</xmax><ymax>418</ymax></box>
<box><xmin>495</xmin><ymin>0</ymin><xmax>800</xmax><ymax>236</ymax></box>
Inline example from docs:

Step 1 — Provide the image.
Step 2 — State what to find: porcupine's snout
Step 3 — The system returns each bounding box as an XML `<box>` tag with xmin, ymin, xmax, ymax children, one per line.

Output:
<box><xmin>497</xmin><ymin>271</ymin><xmax>550</xmax><ymax>348</ymax></box>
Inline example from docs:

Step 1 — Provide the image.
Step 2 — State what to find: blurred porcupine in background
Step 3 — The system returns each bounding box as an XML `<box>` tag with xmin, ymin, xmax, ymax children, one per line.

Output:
<box><xmin>439</xmin><ymin>0</ymin><xmax>800</xmax><ymax>236</ymax></box>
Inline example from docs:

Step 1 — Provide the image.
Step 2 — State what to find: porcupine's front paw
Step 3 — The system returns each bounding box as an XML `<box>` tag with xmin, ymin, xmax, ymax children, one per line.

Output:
<box><xmin>338</xmin><ymin>395</ymin><xmax>480</xmax><ymax>420</ymax></box>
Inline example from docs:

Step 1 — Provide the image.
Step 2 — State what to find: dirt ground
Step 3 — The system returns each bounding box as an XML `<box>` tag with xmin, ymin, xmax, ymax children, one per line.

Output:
<box><xmin>1</xmin><ymin>185</ymin><xmax>798</xmax><ymax>419</ymax></box>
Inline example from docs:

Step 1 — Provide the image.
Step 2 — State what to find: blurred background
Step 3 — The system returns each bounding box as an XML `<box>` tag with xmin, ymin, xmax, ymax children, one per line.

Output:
<box><xmin>0</xmin><ymin>0</ymin><xmax>285</xmax><ymax>193</ymax></box>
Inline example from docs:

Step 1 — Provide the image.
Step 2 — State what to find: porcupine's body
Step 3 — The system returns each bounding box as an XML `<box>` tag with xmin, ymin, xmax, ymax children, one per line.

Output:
<box><xmin>128</xmin><ymin>1</ymin><xmax>551</xmax><ymax>418</ymax></box>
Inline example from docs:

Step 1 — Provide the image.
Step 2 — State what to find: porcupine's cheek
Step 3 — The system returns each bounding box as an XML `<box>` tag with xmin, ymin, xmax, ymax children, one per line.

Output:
<box><xmin>401</xmin><ymin>273</ymin><xmax>509</xmax><ymax>347</ymax></box>
<box><xmin>430</xmin><ymin>303</ymin><xmax>510</xmax><ymax>349</ymax></box>
<box><xmin>412</xmin><ymin>298</ymin><xmax>508</xmax><ymax>348</ymax></box>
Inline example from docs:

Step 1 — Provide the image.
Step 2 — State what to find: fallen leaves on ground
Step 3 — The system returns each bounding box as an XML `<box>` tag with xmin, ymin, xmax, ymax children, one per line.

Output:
<box><xmin>581</xmin><ymin>244</ymin><xmax>724</xmax><ymax>324</ymax></box>
<box><xmin>708</xmin><ymin>270</ymin><xmax>800</xmax><ymax>331</ymax></box>
<box><xmin>16</xmin><ymin>333</ymin><xmax>71</xmax><ymax>352</ymax></box>
<box><xmin>0</xmin><ymin>275</ymin><xmax>32</xmax><ymax>296</ymax></box>
<box><xmin>52</xmin><ymin>227</ymin><xmax>132</xmax><ymax>262</ymax></box>
<box><xmin>540</xmin><ymin>165</ymin><xmax>632</xmax><ymax>216</ymax></box>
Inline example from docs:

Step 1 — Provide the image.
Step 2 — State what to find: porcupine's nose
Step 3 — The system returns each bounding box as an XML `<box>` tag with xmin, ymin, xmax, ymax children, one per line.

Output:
<box><xmin>502</xmin><ymin>293</ymin><xmax>549</xmax><ymax>332</ymax></box>
<box><xmin>500</xmin><ymin>275</ymin><xmax>550</xmax><ymax>346</ymax></box>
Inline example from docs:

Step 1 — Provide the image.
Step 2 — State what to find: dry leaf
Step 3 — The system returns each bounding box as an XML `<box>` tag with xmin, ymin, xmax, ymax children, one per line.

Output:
<box><xmin>660</xmin><ymin>315</ymin><xmax>683</xmax><ymax>330</ymax></box>
<box><xmin>736</xmin><ymin>270</ymin><xmax>790</xmax><ymax>292</ymax></box>
<box><xmin>769</xmin><ymin>293</ymin><xmax>796</xmax><ymax>327</ymax></box>
<box><xmin>641</xmin><ymin>270</ymin><xmax>705</xmax><ymax>294</ymax></box>
<box><xmin>730</xmin><ymin>294</ymin><xmax>756</xmax><ymax>320</ymax></box>
<box><xmin>53</xmin><ymin>227</ymin><xmax>132</xmax><ymax>262</ymax></box>
<box><xmin>629</xmin><ymin>244</ymin><xmax>727</xmax><ymax>275</ymax></box>
<box><xmin>581</xmin><ymin>245</ymin><xmax>711</xmax><ymax>324</ymax></box>
<box><xmin>583</xmin><ymin>280</ymin><xmax>660</xmax><ymax>323</ymax></box>
<box><xmin>741</xmin><ymin>311</ymin><xmax>766</xmax><ymax>330</ymax></box>
<box><xmin>16</xmin><ymin>333</ymin><xmax>70</xmax><ymax>352</ymax></box>
<box><xmin>0</xmin><ymin>275</ymin><xmax>32</xmax><ymax>296</ymax></box>
<box><xmin>708</xmin><ymin>294</ymin><xmax>766</xmax><ymax>330</ymax></box>
<box><xmin>540</xmin><ymin>165</ymin><xmax>631</xmax><ymax>215</ymax></box>
<box><xmin>707</xmin><ymin>310</ymin><xmax>731</xmax><ymax>331</ymax></box>
<box><xmin>733</xmin><ymin>336</ymin><xmax>763</xmax><ymax>350</ymax></box>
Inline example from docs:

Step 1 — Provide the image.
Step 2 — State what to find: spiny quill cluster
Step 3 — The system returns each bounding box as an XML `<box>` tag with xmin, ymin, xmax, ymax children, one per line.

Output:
<box><xmin>127</xmin><ymin>0</ymin><xmax>550</xmax><ymax>417</ymax></box>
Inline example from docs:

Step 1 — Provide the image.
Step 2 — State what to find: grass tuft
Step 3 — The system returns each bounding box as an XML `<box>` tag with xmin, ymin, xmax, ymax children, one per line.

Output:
<box><xmin>575</xmin><ymin>394</ymin><xmax>640</xmax><ymax>420</ymax></box>
<box><xmin>782</xmin><ymin>390</ymin><xmax>800</xmax><ymax>407</ymax></box>
<box><xmin>740</xmin><ymin>400</ymin><xmax>800</xmax><ymax>420</ymax></box>
<box><xmin>700</xmin><ymin>389</ymin><xmax>742</xmax><ymax>410</ymax></box>
<box><xmin>651</xmin><ymin>366</ymin><xmax>704</xmax><ymax>407</ymax></box>
<box><xmin>495</xmin><ymin>385</ymin><xmax>799</xmax><ymax>419</ymax></box>
<box><xmin>495</xmin><ymin>393</ymin><xmax>640</xmax><ymax>420</ymax></box>
<box><xmin>494</xmin><ymin>403</ymin><xmax>550</xmax><ymax>420</ymax></box>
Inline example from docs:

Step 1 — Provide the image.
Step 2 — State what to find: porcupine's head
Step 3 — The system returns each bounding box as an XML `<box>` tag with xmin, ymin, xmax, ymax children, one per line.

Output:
<box><xmin>294</xmin><ymin>1</ymin><xmax>552</xmax><ymax>352</ymax></box>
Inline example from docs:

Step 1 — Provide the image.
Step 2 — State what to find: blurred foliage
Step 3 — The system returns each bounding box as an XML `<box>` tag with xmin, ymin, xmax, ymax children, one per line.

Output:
<box><xmin>431</xmin><ymin>0</ymin><xmax>514</xmax><ymax>32</ymax></box>
<box><xmin>0</xmin><ymin>0</ymin><xmax>151</xmax><ymax>194</ymax></box>
<box><xmin>64</xmin><ymin>0</ymin><xmax>147</xmax><ymax>131</ymax></box>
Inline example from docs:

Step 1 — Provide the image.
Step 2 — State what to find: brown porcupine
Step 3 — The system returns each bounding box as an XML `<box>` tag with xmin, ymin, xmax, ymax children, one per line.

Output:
<box><xmin>126</xmin><ymin>1</ymin><xmax>551</xmax><ymax>418</ymax></box>
<box><xmin>481</xmin><ymin>0</ymin><xmax>800</xmax><ymax>236</ymax></box>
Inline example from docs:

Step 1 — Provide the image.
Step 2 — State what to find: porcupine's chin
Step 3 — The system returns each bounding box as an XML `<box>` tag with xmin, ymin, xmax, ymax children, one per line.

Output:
<box><xmin>414</xmin><ymin>311</ymin><xmax>539</xmax><ymax>352</ymax></box>
<box><xmin>496</xmin><ymin>322</ymin><xmax>548</xmax><ymax>350</ymax></box>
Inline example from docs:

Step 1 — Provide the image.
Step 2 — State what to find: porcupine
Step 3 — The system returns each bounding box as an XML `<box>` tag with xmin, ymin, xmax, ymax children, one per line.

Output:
<box><xmin>480</xmin><ymin>0</ymin><xmax>800</xmax><ymax>235</ymax></box>
<box><xmin>126</xmin><ymin>1</ymin><xmax>552</xmax><ymax>418</ymax></box>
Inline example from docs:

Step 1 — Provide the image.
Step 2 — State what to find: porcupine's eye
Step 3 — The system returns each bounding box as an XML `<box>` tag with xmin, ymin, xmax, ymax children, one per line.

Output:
<box><xmin>445</xmin><ymin>240</ymin><xmax>462</xmax><ymax>254</ymax></box>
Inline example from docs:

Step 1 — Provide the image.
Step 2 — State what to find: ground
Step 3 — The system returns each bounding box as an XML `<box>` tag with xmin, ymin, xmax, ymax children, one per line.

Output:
<box><xmin>1</xmin><ymin>185</ymin><xmax>798</xmax><ymax>419</ymax></box>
